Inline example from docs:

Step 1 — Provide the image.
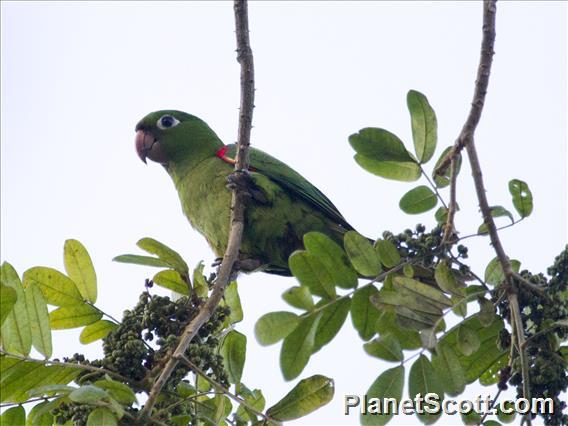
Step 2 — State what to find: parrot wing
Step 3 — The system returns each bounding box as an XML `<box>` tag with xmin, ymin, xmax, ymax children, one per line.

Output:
<box><xmin>223</xmin><ymin>144</ymin><xmax>354</xmax><ymax>232</ymax></box>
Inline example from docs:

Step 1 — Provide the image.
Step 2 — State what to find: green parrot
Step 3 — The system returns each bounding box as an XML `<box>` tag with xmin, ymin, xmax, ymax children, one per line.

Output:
<box><xmin>135</xmin><ymin>110</ymin><xmax>355</xmax><ymax>276</ymax></box>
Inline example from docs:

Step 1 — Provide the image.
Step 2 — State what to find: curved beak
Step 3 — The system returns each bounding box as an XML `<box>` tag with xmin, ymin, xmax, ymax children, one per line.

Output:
<box><xmin>135</xmin><ymin>130</ymin><xmax>167</xmax><ymax>165</ymax></box>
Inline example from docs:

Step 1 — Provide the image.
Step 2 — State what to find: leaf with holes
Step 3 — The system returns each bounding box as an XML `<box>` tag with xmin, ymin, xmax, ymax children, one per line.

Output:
<box><xmin>508</xmin><ymin>179</ymin><xmax>533</xmax><ymax>218</ymax></box>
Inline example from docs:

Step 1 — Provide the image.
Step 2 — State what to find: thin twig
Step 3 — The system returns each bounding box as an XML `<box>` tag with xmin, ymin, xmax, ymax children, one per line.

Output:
<box><xmin>179</xmin><ymin>355</ymin><xmax>273</xmax><ymax>423</ymax></box>
<box><xmin>138</xmin><ymin>1</ymin><xmax>255</xmax><ymax>421</ymax></box>
<box><xmin>442</xmin><ymin>156</ymin><xmax>459</xmax><ymax>243</ymax></box>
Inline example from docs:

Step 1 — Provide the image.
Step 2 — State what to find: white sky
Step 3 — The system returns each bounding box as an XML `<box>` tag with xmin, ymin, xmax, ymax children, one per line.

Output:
<box><xmin>1</xmin><ymin>1</ymin><xmax>566</xmax><ymax>425</ymax></box>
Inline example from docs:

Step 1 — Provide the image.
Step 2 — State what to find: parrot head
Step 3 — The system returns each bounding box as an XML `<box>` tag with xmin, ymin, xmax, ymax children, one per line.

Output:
<box><xmin>135</xmin><ymin>110</ymin><xmax>223</xmax><ymax>167</ymax></box>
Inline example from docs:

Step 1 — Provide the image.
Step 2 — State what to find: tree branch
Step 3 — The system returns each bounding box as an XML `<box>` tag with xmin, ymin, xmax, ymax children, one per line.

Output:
<box><xmin>452</xmin><ymin>2</ymin><xmax>532</xmax><ymax>423</ymax></box>
<box><xmin>138</xmin><ymin>1</ymin><xmax>255</xmax><ymax>420</ymax></box>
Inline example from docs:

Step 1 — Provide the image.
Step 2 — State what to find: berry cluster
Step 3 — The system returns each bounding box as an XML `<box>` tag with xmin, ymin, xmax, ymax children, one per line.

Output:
<box><xmin>382</xmin><ymin>224</ymin><xmax>469</xmax><ymax>274</ymax></box>
<box><xmin>506</xmin><ymin>246</ymin><xmax>568</xmax><ymax>426</ymax></box>
<box><xmin>52</xmin><ymin>290</ymin><xmax>230</xmax><ymax>425</ymax></box>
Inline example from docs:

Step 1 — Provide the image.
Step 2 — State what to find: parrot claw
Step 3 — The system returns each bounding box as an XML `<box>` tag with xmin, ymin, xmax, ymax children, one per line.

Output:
<box><xmin>226</xmin><ymin>171</ymin><xmax>268</xmax><ymax>204</ymax></box>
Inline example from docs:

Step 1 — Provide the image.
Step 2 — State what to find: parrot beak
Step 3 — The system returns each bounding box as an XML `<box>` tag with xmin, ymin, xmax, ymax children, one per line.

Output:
<box><xmin>135</xmin><ymin>130</ymin><xmax>168</xmax><ymax>165</ymax></box>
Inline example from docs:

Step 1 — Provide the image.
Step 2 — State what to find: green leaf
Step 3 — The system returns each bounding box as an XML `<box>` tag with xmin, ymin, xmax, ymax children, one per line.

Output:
<box><xmin>220</xmin><ymin>330</ymin><xmax>246</xmax><ymax>384</ymax></box>
<box><xmin>456</xmin><ymin>323</ymin><xmax>480</xmax><ymax>356</ymax></box>
<box><xmin>1</xmin><ymin>262</ymin><xmax>32</xmax><ymax>356</ymax></box>
<box><xmin>395</xmin><ymin>306</ymin><xmax>441</xmax><ymax>331</ymax></box>
<box><xmin>408</xmin><ymin>355</ymin><xmax>444</xmax><ymax>424</ymax></box>
<box><xmin>478</xmin><ymin>298</ymin><xmax>495</xmax><ymax>327</ymax></box>
<box><xmin>431</xmin><ymin>341</ymin><xmax>465</xmax><ymax>396</ymax></box>
<box><xmin>236</xmin><ymin>386</ymin><xmax>265</xmax><ymax>422</ymax></box>
<box><xmin>0</xmin><ymin>284</ymin><xmax>17</xmax><ymax>326</ymax></box>
<box><xmin>434</xmin><ymin>206</ymin><xmax>448</xmax><ymax>224</ymax></box>
<box><xmin>152</xmin><ymin>270</ymin><xmax>190</xmax><ymax>295</ymax></box>
<box><xmin>360</xmin><ymin>366</ymin><xmax>404</xmax><ymax>426</ymax></box>
<box><xmin>375</xmin><ymin>239</ymin><xmax>401</xmax><ymax>268</ymax></box>
<box><xmin>394</xmin><ymin>276</ymin><xmax>453</xmax><ymax>311</ymax></box>
<box><xmin>137</xmin><ymin>237</ymin><xmax>189</xmax><ymax>276</ymax></box>
<box><xmin>478</xmin><ymin>206</ymin><xmax>515</xmax><ymax>234</ymax></box>
<box><xmin>303</xmin><ymin>232</ymin><xmax>357</xmax><ymax>289</ymax></box>
<box><xmin>363</xmin><ymin>334</ymin><xmax>403</xmax><ymax>362</ymax></box>
<box><xmin>26</xmin><ymin>400</ymin><xmax>55</xmax><ymax>426</ymax></box>
<box><xmin>496</xmin><ymin>401</ymin><xmax>516</xmax><ymax>423</ymax></box>
<box><xmin>23</xmin><ymin>267</ymin><xmax>83</xmax><ymax>306</ymax></box>
<box><xmin>87</xmin><ymin>408</ymin><xmax>117</xmax><ymax>426</ymax></box>
<box><xmin>508</xmin><ymin>179</ymin><xmax>533</xmax><ymax>218</ymax></box>
<box><xmin>354</xmin><ymin>155</ymin><xmax>421</xmax><ymax>182</ymax></box>
<box><xmin>484</xmin><ymin>257</ymin><xmax>521</xmax><ymax>286</ymax></box>
<box><xmin>289</xmin><ymin>251</ymin><xmax>336</xmax><ymax>299</ymax></box>
<box><xmin>434</xmin><ymin>261</ymin><xmax>464</xmax><ymax>297</ymax></box>
<box><xmin>49</xmin><ymin>304</ymin><xmax>102</xmax><ymax>329</ymax></box>
<box><xmin>93</xmin><ymin>379</ymin><xmax>137</xmax><ymax>405</ymax></box>
<box><xmin>420</xmin><ymin>328</ymin><xmax>437</xmax><ymax>349</ymax></box>
<box><xmin>280</xmin><ymin>314</ymin><xmax>321</xmax><ymax>380</ymax></box>
<box><xmin>80</xmin><ymin>320</ymin><xmax>117</xmax><ymax>344</ymax></box>
<box><xmin>1</xmin><ymin>356</ymin><xmax>80</xmax><ymax>403</ymax></box>
<box><xmin>69</xmin><ymin>385</ymin><xmax>108</xmax><ymax>404</ymax></box>
<box><xmin>1</xmin><ymin>406</ymin><xmax>25</xmax><ymax>426</ymax></box>
<box><xmin>344</xmin><ymin>231</ymin><xmax>381</xmax><ymax>277</ymax></box>
<box><xmin>351</xmin><ymin>285</ymin><xmax>380</xmax><ymax>341</ymax></box>
<box><xmin>267</xmin><ymin>374</ymin><xmax>334</xmax><ymax>421</ymax></box>
<box><xmin>25</xmin><ymin>284</ymin><xmax>52</xmax><ymax>358</ymax></box>
<box><xmin>376</xmin><ymin>310</ymin><xmax>421</xmax><ymax>350</ymax></box>
<box><xmin>399</xmin><ymin>186</ymin><xmax>438</xmax><ymax>214</ymax></box>
<box><xmin>112</xmin><ymin>254</ymin><xmax>170</xmax><ymax>268</ymax></box>
<box><xmin>483</xmin><ymin>420</ymin><xmax>503</xmax><ymax>426</ymax></box>
<box><xmin>440</xmin><ymin>316</ymin><xmax>505</xmax><ymax>384</ymax></box>
<box><xmin>27</xmin><ymin>384</ymin><xmax>76</xmax><ymax>397</ymax></box>
<box><xmin>64</xmin><ymin>239</ymin><xmax>97</xmax><ymax>303</ymax></box>
<box><xmin>313</xmin><ymin>297</ymin><xmax>351</xmax><ymax>353</ymax></box>
<box><xmin>349</xmin><ymin>128</ymin><xmax>414</xmax><ymax>162</ymax></box>
<box><xmin>254</xmin><ymin>312</ymin><xmax>300</xmax><ymax>346</ymax></box>
<box><xmin>224</xmin><ymin>281</ymin><xmax>243</xmax><ymax>324</ymax></box>
<box><xmin>407</xmin><ymin>90</ymin><xmax>437</xmax><ymax>164</ymax></box>
<box><xmin>192</xmin><ymin>262</ymin><xmax>209</xmax><ymax>298</ymax></box>
<box><xmin>282</xmin><ymin>286</ymin><xmax>314</xmax><ymax>311</ymax></box>
<box><xmin>432</xmin><ymin>146</ymin><xmax>462</xmax><ymax>188</ymax></box>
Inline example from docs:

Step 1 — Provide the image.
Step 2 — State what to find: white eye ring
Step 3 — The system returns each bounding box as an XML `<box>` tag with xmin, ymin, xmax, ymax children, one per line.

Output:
<box><xmin>157</xmin><ymin>115</ymin><xmax>180</xmax><ymax>130</ymax></box>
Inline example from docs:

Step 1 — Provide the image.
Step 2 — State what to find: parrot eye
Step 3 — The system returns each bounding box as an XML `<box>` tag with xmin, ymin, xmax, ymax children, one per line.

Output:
<box><xmin>157</xmin><ymin>115</ymin><xmax>180</xmax><ymax>130</ymax></box>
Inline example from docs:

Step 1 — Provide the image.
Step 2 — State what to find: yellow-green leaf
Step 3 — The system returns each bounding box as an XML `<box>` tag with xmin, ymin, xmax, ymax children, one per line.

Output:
<box><xmin>0</xmin><ymin>284</ymin><xmax>17</xmax><ymax>326</ymax></box>
<box><xmin>93</xmin><ymin>379</ymin><xmax>137</xmax><ymax>405</ymax></box>
<box><xmin>313</xmin><ymin>297</ymin><xmax>351</xmax><ymax>353</ymax></box>
<box><xmin>409</xmin><ymin>355</ymin><xmax>444</xmax><ymax>424</ymax></box>
<box><xmin>87</xmin><ymin>407</ymin><xmax>117</xmax><ymax>426</ymax></box>
<box><xmin>282</xmin><ymin>286</ymin><xmax>314</xmax><ymax>311</ymax></box>
<box><xmin>23</xmin><ymin>267</ymin><xmax>83</xmax><ymax>306</ymax></box>
<box><xmin>407</xmin><ymin>90</ymin><xmax>437</xmax><ymax>164</ymax></box>
<box><xmin>399</xmin><ymin>185</ymin><xmax>437</xmax><ymax>214</ymax></box>
<box><xmin>267</xmin><ymin>375</ymin><xmax>334</xmax><ymax>421</ymax></box>
<box><xmin>64</xmin><ymin>239</ymin><xmax>97</xmax><ymax>303</ymax></box>
<box><xmin>457</xmin><ymin>323</ymin><xmax>480</xmax><ymax>356</ymax></box>
<box><xmin>344</xmin><ymin>231</ymin><xmax>381</xmax><ymax>277</ymax></box>
<box><xmin>80</xmin><ymin>320</ymin><xmax>117</xmax><ymax>344</ymax></box>
<box><xmin>354</xmin><ymin>155</ymin><xmax>421</xmax><ymax>182</ymax></box>
<box><xmin>280</xmin><ymin>314</ymin><xmax>321</xmax><ymax>381</ymax></box>
<box><xmin>224</xmin><ymin>281</ymin><xmax>243</xmax><ymax>324</ymax></box>
<box><xmin>1</xmin><ymin>406</ymin><xmax>25</xmax><ymax>425</ymax></box>
<box><xmin>220</xmin><ymin>330</ymin><xmax>246</xmax><ymax>384</ymax></box>
<box><xmin>364</xmin><ymin>334</ymin><xmax>403</xmax><ymax>362</ymax></box>
<box><xmin>152</xmin><ymin>269</ymin><xmax>190</xmax><ymax>295</ymax></box>
<box><xmin>112</xmin><ymin>254</ymin><xmax>170</xmax><ymax>268</ymax></box>
<box><xmin>49</xmin><ymin>304</ymin><xmax>102</xmax><ymax>329</ymax></box>
<box><xmin>508</xmin><ymin>179</ymin><xmax>533</xmax><ymax>218</ymax></box>
<box><xmin>254</xmin><ymin>311</ymin><xmax>299</xmax><ymax>346</ymax></box>
<box><xmin>25</xmin><ymin>284</ymin><xmax>52</xmax><ymax>358</ymax></box>
<box><xmin>375</xmin><ymin>239</ymin><xmax>401</xmax><ymax>268</ymax></box>
<box><xmin>1</xmin><ymin>262</ymin><xmax>32</xmax><ymax>356</ymax></box>
<box><xmin>303</xmin><ymin>232</ymin><xmax>357</xmax><ymax>289</ymax></box>
<box><xmin>351</xmin><ymin>285</ymin><xmax>380</xmax><ymax>341</ymax></box>
<box><xmin>289</xmin><ymin>251</ymin><xmax>335</xmax><ymax>299</ymax></box>
<box><xmin>360</xmin><ymin>366</ymin><xmax>404</xmax><ymax>426</ymax></box>
<box><xmin>137</xmin><ymin>237</ymin><xmax>188</xmax><ymax>276</ymax></box>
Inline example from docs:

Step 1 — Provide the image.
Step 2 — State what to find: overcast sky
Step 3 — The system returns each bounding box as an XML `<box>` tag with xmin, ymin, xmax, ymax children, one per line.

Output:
<box><xmin>1</xmin><ymin>1</ymin><xmax>566</xmax><ymax>425</ymax></box>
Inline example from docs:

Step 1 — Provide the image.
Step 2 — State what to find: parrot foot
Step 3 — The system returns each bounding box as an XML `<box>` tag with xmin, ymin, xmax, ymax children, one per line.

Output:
<box><xmin>226</xmin><ymin>170</ymin><xmax>268</xmax><ymax>204</ymax></box>
<box><xmin>211</xmin><ymin>257</ymin><xmax>263</xmax><ymax>281</ymax></box>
